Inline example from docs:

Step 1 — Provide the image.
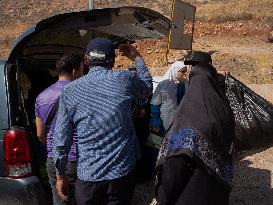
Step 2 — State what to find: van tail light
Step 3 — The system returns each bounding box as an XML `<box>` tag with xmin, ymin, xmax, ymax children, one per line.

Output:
<box><xmin>4</xmin><ymin>129</ymin><xmax>32</xmax><ymax>178</ymax></box>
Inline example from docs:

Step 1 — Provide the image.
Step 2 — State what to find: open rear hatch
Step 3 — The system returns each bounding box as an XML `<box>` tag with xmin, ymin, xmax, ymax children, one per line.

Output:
<box><xmin>5</xmin><ymin>3</ymin><xmax>196</xmax><ymax>133</ymax></box>
<box><xmin>8</xmin><ymin>4</ymin><xmax>195</xmax><ymax>64</ymax></box>
<box><xmin>9</xmin><ymin>7</ymin><xmax>171</xmax><ymax>64</ymax></box>
<box><xmin>5</xmin><ymin>4</ymin><xmax>195</xmax><ymax>129</ymax></box>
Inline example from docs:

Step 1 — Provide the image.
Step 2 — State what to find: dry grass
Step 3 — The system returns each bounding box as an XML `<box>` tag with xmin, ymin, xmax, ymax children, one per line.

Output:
<box><xmin>193</xmin><ymin>37</ymin><xmax>273</xmax><ymax>84</ymax></box>
<box><xmin>0</xmin><ymin>0</ymin><xmax>272</xmax><ymax>83</ymax></box>
<box><xmin>255</xmin><ymin>53</ymin><xmax>273</xmax><ymax>69</ymax></box>
<box><xmin>196</xmin><ymin>0</ymin><xmax>273</xmax><ymax>23</ymax></box>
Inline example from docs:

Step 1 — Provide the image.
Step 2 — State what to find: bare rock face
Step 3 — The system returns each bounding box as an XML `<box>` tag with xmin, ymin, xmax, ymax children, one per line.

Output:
<box><xmin>267</xmin><ymin>31</ymin><xmax>273</xmax><ymax>43</ymax></box>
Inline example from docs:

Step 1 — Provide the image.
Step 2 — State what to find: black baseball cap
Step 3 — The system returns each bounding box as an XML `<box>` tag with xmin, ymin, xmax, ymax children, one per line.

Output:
<box><xmin>86</xmin><ymin>37</ymin><xmax>115</xmax><ymax>58</ymax></box>
<box><xmin>184</xmin><ymin>51</ymin><xmax>212</xmax><ymax>65</ymax></box>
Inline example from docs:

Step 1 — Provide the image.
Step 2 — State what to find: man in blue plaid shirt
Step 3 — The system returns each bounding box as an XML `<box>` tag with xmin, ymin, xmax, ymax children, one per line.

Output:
<box><xmin>53</xmin><ymin>38</ymin><xmax>152</xmax><ymax>205</ymax></box>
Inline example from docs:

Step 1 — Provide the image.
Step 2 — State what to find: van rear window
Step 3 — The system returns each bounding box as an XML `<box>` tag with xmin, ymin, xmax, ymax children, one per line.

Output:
<box><xmin>7</xmin><ymin>65</ymin><xmax>29</xmax><ymax>127</ymax></box>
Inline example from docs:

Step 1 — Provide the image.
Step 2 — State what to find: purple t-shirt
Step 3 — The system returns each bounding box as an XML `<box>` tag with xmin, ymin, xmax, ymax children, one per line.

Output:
<box><xmin>35</xmin><ymin>80</ymin><xmax>77</xmax><ymax>161</ymax></box>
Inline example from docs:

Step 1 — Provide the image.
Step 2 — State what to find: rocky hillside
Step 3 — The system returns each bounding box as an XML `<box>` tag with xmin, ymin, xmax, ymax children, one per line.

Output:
<box><xmin>0</xmin><ymin>0</ymin><xmax>273</xmax><ymax>84</ymax></box>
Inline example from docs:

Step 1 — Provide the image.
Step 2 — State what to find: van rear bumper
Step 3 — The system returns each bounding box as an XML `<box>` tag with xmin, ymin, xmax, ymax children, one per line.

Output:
<box><xmin>0</xmin><ymin>176</ymin><xmax>49</xmax><ymax>205</ymax></box>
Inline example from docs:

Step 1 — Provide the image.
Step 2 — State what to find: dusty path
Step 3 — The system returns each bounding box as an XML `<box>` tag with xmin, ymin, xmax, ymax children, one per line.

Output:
<box><xmin>132</xmin><ymin>147</ymin><xmax>273</xmax><ymax>205</ymax></box>
<box><xmin>230</xmin><ymin>147</ymin><xmax>273</xmax><ymax>205</ymax></box>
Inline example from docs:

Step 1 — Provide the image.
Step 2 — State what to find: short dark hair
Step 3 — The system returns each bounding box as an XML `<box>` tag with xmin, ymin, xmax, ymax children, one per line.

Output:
<box><xmin>56</xmin><ymin>55</ymin><xmax>83</xmax><ymax>76</ymax></box>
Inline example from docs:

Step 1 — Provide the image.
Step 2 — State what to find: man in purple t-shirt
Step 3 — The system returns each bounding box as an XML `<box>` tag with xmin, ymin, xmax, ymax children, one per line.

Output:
<box><xmin>35</xmin><ymin>55</ymin><xmax>84</xmax><ymax>205</ymax></box>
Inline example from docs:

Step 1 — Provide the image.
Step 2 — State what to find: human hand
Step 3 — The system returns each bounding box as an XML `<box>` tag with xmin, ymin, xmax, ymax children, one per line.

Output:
<box><xmin>118</xmin><ymin>42</ymin><xmax>141</xmax><ymax>60</ymax></box>
<box><xmin>152</xmin><ymin>126</ymin><xmax>161</xmax><ymax>133</ymax></box>
<box><xmin>56</xmin><ymin>175</ymin><xmax>69</xmax><ymax>202</ymax></box>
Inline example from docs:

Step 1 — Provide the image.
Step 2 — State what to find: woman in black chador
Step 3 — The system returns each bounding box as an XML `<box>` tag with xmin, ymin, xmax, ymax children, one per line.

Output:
<box><xmin>156</xmin><ymin>52</ymin><xmax>235</xmax><ymax>205</ymax></box>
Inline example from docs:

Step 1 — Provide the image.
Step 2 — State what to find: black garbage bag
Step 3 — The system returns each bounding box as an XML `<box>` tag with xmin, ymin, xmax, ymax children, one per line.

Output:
<box><xmin>225</xmin><ymin>75</ymin><xmax>273</xmax><ymax>149</ymax></box>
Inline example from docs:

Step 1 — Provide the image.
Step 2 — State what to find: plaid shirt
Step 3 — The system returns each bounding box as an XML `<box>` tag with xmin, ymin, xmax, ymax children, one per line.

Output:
<box><xmin>53</xmin><ymin>58</ymin><xmax>152</xmax><ymax>181</ymax></box>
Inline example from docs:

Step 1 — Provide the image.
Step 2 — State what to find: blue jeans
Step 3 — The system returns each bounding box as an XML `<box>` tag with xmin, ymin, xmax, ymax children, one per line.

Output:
<box><xmin>46</xmin><ymin>158</ymin><xmax>77</xmax><ymax>205</ymax></box>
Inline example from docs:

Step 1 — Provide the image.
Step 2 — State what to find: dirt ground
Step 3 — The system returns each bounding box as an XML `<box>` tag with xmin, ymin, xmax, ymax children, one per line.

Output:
<box><xmin>132</xmin><ymin>147</ymin><xmax>273</xmax><ymax>205</ymax></box>
<box><xmin>1</xmin><ymin>1</ymin><xmax>273</xmax><ymax>204</ymax></box>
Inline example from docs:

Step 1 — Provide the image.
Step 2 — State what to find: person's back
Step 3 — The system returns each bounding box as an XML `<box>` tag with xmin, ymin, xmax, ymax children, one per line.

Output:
<box><xmin>53</xmin><ymin>38</ymin><xmax>152</xmax><ymax>205</ymax></box>
<box><xmin>155</xmin><ymin>51</ymin><xmax>235</xmax><ymax>205</ymax></box>
<box><xmin>35</xmin><ymin>54</ymin><xmax>83</xmax><ymax>205</ymax></box>
<box><xmin>36</xmin><ymin>80</ymin><xmax>74</xmax><ymax>156</ymax></box>
<box><xmin>61</xmin><ymin>68</ymin><xmax>142</xmax><ymax>180</ymax></box>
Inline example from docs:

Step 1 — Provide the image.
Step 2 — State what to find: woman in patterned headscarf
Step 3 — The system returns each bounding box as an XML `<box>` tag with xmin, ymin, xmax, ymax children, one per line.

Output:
<box><xmin>155</xmin><ymin>61</ymin><xmax>235</xmax><ymax>205</ymax></box>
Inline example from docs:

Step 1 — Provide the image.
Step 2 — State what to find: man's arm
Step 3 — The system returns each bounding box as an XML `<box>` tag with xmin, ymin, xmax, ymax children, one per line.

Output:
<box><xmin>53</xmin><ymin>91</ymin><xmax>74</xmax><ymax>201</ymax></box>
<box><xmin>118</xmin><ymin>43</ymin><xmax>152</xmax><ymax>98</ymax></box>
<box><xmin>34</xmin><ymin>98</ymin><xmax>47</xmax><ymax>144</ymax></box>
<box><xmin>35</xmin><ymin>117</ymin><xmax>46</xmax><ymax>144</ymax></box>
<box><xmin>133</xmin><ymin>57</ymin><xmax>153</xmax><ymax>98</ymax></box>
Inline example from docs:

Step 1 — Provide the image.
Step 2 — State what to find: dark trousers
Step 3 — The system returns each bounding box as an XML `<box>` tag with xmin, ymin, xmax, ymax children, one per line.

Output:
<box><xmin>46</xmin><ymin>158</ymin><xmax>77</xmax><ymax>205</ymax></box>
<box><xmin>157</xmin><ymin>155</ymin><xmax>230</xmax><ymax>205</ymax></box>
<box><xmin>135</xmin><ymin>146</ymin><xmax>159</xmax><ymax>183</ymax></box>
<box><xmin>75</xmin><ymin>170</ymin><xmax>135</xmax><ymax>205</ymax></box>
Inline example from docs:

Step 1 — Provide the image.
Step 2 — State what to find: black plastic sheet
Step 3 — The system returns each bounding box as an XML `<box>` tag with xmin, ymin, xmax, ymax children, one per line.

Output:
<box><xmin>225</xmin><ymin>75</ymin><xmax>273</xmax><ymax>149</ymax></box>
